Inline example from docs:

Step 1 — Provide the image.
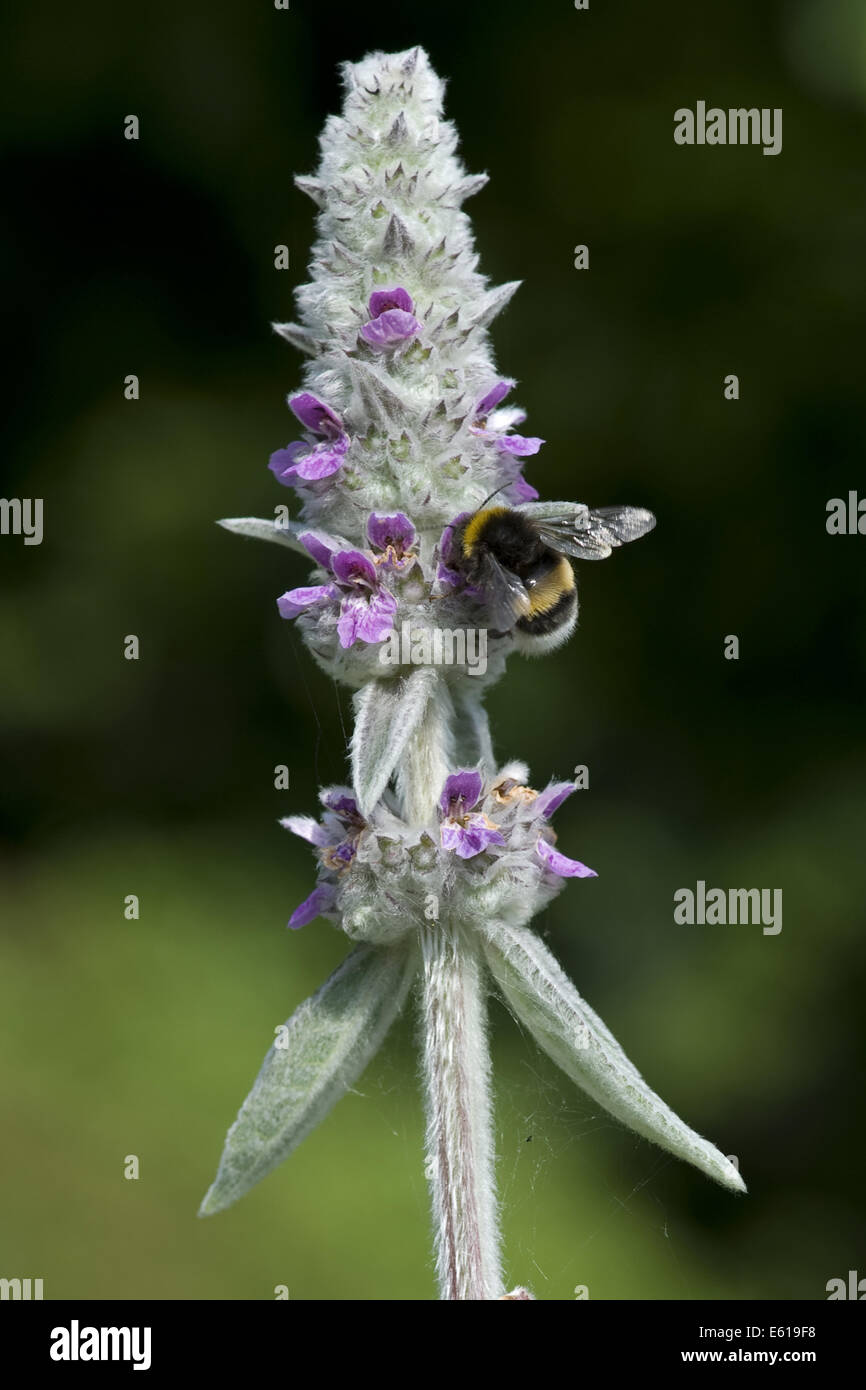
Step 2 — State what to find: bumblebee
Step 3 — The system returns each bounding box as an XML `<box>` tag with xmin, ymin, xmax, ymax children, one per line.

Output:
<box><xmin>450</xmin><ymin>501</ymin><xmax>656</xmax><ymax>654</ymax></box>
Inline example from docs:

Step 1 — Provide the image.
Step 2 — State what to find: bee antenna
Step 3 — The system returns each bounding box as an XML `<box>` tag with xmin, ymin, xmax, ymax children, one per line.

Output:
<box><xmin>477</xmin><ymin>481</ymin><xmax>512</xmax><ymax>511</ymax></box>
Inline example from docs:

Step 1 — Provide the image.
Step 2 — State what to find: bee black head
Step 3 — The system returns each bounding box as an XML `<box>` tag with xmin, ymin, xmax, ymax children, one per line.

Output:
<box><xmin>460</xmin><ymin>507</ymin><xmax>547</xmax><ymax>574</ymax></box>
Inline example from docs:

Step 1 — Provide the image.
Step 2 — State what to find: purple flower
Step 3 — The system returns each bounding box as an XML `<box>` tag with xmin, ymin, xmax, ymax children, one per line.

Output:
<box><xmin>490</xmin><ymin>771</ymin><xmax>596</xmax><ymax>880</ymax></box>
<box><xmin>532</xmin><ymin>778</ymin><xmax>597</xmax><ymax>879</ymax></box>
<box><xmin>534</xmin><ymin>781</ymin><xmax>577</xmax><ymax>818</ymax></box>
<box><xmin>330</xmin><ymin>549</ymin><xmax>375</xmax><ymax>589</ymax></box>
<box><xmin>495</xmin><ymin>433</ymin><xmax>544</xmax><ymax>457</ymax></box>
<box><xmin>321</xmin><ymin>839</ymin><xmax>358</xmax><ymax>872</ymax></box>
<box><xmin>282</xmin><ymin>789</ymin><xmax>366</xmax><ymax>929</ymax></box>
<box><xmin>359</xmin><ymin>286</ymin><xmax>422</xmax><ymax>350</ymax></box>
<box><xmin>441</xmin><ymin>817</ymin><xmax>507</xmax><ymax>859</ymax></box>
<box><xmin>331</xmin><ymin>549</ymin><xmax>397</xmax><ymax>647</ymax></box>
<box><xmin>439</xmin><ymin>769</ymin><xmax>506</xmax><ymax>860</ymax></box>
<box><xmin>536</xmin><ymin>838</ymin><xmax>597</xmax><ymax>879</ymax></box>
<box><xmin>288</xmin><ymin>882</ymin><xmax>337</xmax><ymax>930</ymax></box>
<box><xmin>435</xmin><ymin>514</ymin><xmax>471</xmax><ymax>591</ymax></box>
<box><xmin>298</xmin><ymin>530</ymin><xmax>339</xmax><ymax>570</ymax></box>
<box><xmin>321</xmin><ymin>790</ymin><xmax>364</xmax><ymax>824</ymax></box>
<box><xmin>440</xmin><ymin>770</ymin><xmax>484</xmax><ymax>818</ymax></box>
<box><xmin>360</xmin><ymin>311</ymin><xmax>421</xmax><ymax>349</ymax></box>
<box><xmin>510</xmin><ymin>475</ymin><xmax>539</xmax><ymax>503</ymax></box>
<box><xmin>268</xmin><ymin>393</ymin><xmax>350</xmax><ymax>488</ymax></box>
<box><xmin>367</xmin><ymin>512</ymin><xmax>417</xmax><ymax>570</ymax></box>
<box><xmin>290</xmin><ymin>393</ymin><xmax>345</xmax><ymax>439</ymax></box>
<box><xmin>471</xmin><ymin>380</ymin><xmax>545</xmax><ymax>457</ymax></box>
<box><xmin>368</xmin><ymin>287</ymin><xmax>414</xmax><ymax>317</ymax></box>
<box><xmin>277</xmin><ymin>583</ymin><xmax>338</xmax><ymax>620</ymax></box>
<box><xmin>277</xmin><ymin>539</ymin><xmax>397</xmax><ymax>649</ymax></box>
<box><xmin>281</xmin><ymin>814</ymin><xmax>331</xmax><ymax>847</ymax></box>
<box><xmin>476</xmin><ymin>379</ymin><xmax>516</xmax><ymax>415</ymax></box>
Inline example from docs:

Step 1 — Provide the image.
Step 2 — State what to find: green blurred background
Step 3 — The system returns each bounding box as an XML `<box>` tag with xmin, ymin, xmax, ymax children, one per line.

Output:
<box><xmin>2</xmin><ymin>0</ymin><xmax>865</xmax><ymax>1300</ymax></box>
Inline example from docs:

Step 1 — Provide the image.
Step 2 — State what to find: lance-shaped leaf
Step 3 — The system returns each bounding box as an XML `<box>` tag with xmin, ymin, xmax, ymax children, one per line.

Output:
<box><xmin>199</xmin><ymin>941</ymin><xmax>417</xmax><ymax>1215</ymax></box>
<box><xmin>217</xmin><ymin>516</ymin><xmax>309</xmax><ymax>555</ymax></box>
<box><xmin>272</xmin><ymin>321</ymin><xmax>319</xmax><ymax>356</ymax></box>
<box><xmin>218</xmin><ymin>517</ymin><xmax>351</xmax><ymax>565</ymax></box>
<box><xmin>465</xmin><ymin>280</ymin><xmax>521</xmax><ymax>329</ymax></box>
<box><xmin>346</xmin><ymin>357</ymin><xmax>412</xmax><ymax>431</ymax></box>
<box><xmin>351</xmin><ymin>667</ymin><xmax>440</xmax><ymax>818</ymax></box>
<box><xmin>480</xmin><ymin>919</ymin><xmax>745</xmax><ymax>1193</ymax></box>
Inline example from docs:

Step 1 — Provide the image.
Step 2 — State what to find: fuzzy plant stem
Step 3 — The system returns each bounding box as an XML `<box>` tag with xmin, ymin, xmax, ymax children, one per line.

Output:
<box><xmin>421</xmin><ymin>920</ymin><xmax>502</xmax><ymax>1301</ymax></box>
<box><xmin>404</xmin><ymin>706</ymin><xmax>502</xmax><ymax>1301</ymax></box>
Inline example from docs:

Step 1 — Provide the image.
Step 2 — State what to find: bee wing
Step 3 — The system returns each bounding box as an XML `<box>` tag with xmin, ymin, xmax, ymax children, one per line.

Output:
<box><xmin>473</xmin><ymin>551</ymin><xmax>531</xmax><ymax>630</ymax></box>
<box><xmin>533</xmin><ymin>506</ymin><xmax>656</xmax><ymax>561</ymax></box>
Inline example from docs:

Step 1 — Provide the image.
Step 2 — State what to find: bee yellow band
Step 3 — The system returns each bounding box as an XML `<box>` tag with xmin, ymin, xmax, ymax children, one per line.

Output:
<box><xmin>462</xmin><ymin>506</ymin><xmax>509</xmax><ymax>554</ymax></box>
<box><xmin>527</xmin><ymin>556</ymin><xmax>575</xmax><ymax>617</ymax></box>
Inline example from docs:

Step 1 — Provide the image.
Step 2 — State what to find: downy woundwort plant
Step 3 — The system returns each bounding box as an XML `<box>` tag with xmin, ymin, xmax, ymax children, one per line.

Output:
<box><xmin>199</xmin><ymin>46</ymin><xmax>745</xmax><ymax>1300</ymax></box>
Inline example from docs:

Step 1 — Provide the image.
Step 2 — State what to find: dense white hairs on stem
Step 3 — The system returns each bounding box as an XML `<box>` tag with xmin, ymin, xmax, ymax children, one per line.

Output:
<box><xmin>420</xmin><ymin>922</ymin><xmax>503</xmax><ymax>1300</ymax></box>
<box><xmin>399</xmin><ymin>682</ymin><xmax>501</xmax><ymax>1299</ymax></box>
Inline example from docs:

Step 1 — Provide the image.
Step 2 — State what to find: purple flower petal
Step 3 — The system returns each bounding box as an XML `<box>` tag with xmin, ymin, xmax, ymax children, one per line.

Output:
<box><xmin>535</xmin><ymin>781</ymin><xmax>577</xmax><ymax>819</ymax></box>
<box><xmin>437</xmin><ymin>523</ymin><xmax>457</xmax><ymax>568</ymax></box>
<box><xmin>536</xmin><ymin>837</ymin><xmax>597</xmax><ymax>878</ymax></box>
<box><xmin>289</xmin><ymin>393</ymin><xmax>344</xmax><ymax>439</ymax></box>
<box><xmin>288</xmin><ymin>881</ymin><xmax>337</xmax><ymax>929</ymax></box>
<box><xmin>277</xmin><ymin>584</ymin><xmax>337</xmax><ymax>619</ymax></box>
<box><xmin>368</xmin><ymin>286</ymin><xmax>414</xmax><ymax>317</ymax></box>
<box><xmin>354</xmin><ymin>587</ymin><xmax>397</xmax><ymax>644</ymax></box>
<box><xmin>437</xmin><ymin>514</ymin><xmax>471</xmax><ymax>571</ymax></box>
<box><xmin>477</xmin><ymin>379</ymin><xmax>515</xmax><ymax>415</ymax></box>
<box><xmin>359</xmin><ymin>309</ymin><xmax>422</xmax><ymax>349</ymax></box>
<box><xmin>280</xmin><ymin>815</ymin><xmax>330</xmax><ymax>846</ymax></box>
<box><xmin>436</xmin><ymin>560</ymin><xmax>463</xmax><ymax>589</ymax></box>
<box><xmin>496</xmin><ymin>434</ymin><xmax>545</xmax><ymax>457</ymax></box>
<box><xmin>337</xmin><ymin>588</ymin><xmax>397</xmax><ymax>648</ymax></box>
<box><xmin>331</xmin><ymin>549</ymin><xmax>378</xmax><ymax>589</ymax></box>
<box><xmin>441</xmin><ymin>816</ymin><xmax>506</xmax><ymax>859</ymax></box>
<box><xmin>290</xmin><ymin>438</ymin><xmax>348</xmax><ymax>481</ymax></box>
<box><xmin>330</xmin><ymin>839</ymin><xmax>356</xmax><ymax>868</ymax></box>
<box><xmin>268</xmin><ymin>441</ymin><xmax>347</xmax><ymax>485</ymax></box>
<box><xmin>510</xmin><ymin>475</ymin><xmax>539</xmax><ymax>503</ymax></box>
<box><xmin>336</xmin><ymin>595</ymin><xmax>366</xmax><ymax>649</ymax></box>
<box><xmin>366</xmin><ymin>511</ymin><xmax>416</xmax><ymax>553</ymax></box>
<box><xmin>298</xmin><ymin>531</ymin><xmax>338</xmax><ymax>569</ymax></box>
<box><xmin>321</xmin><ymin>790</ymin><xmax>361</xmax><ymax>820</ymax></box>
<box><xmin>440</xmin><ymin>769</ymin><xmax>484</xmax><ymax>818</ymax></box>
<box><xmin>268</xmin><ymin>442</ymin><xmax>309</xmax><ymax>486</ymax></box>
